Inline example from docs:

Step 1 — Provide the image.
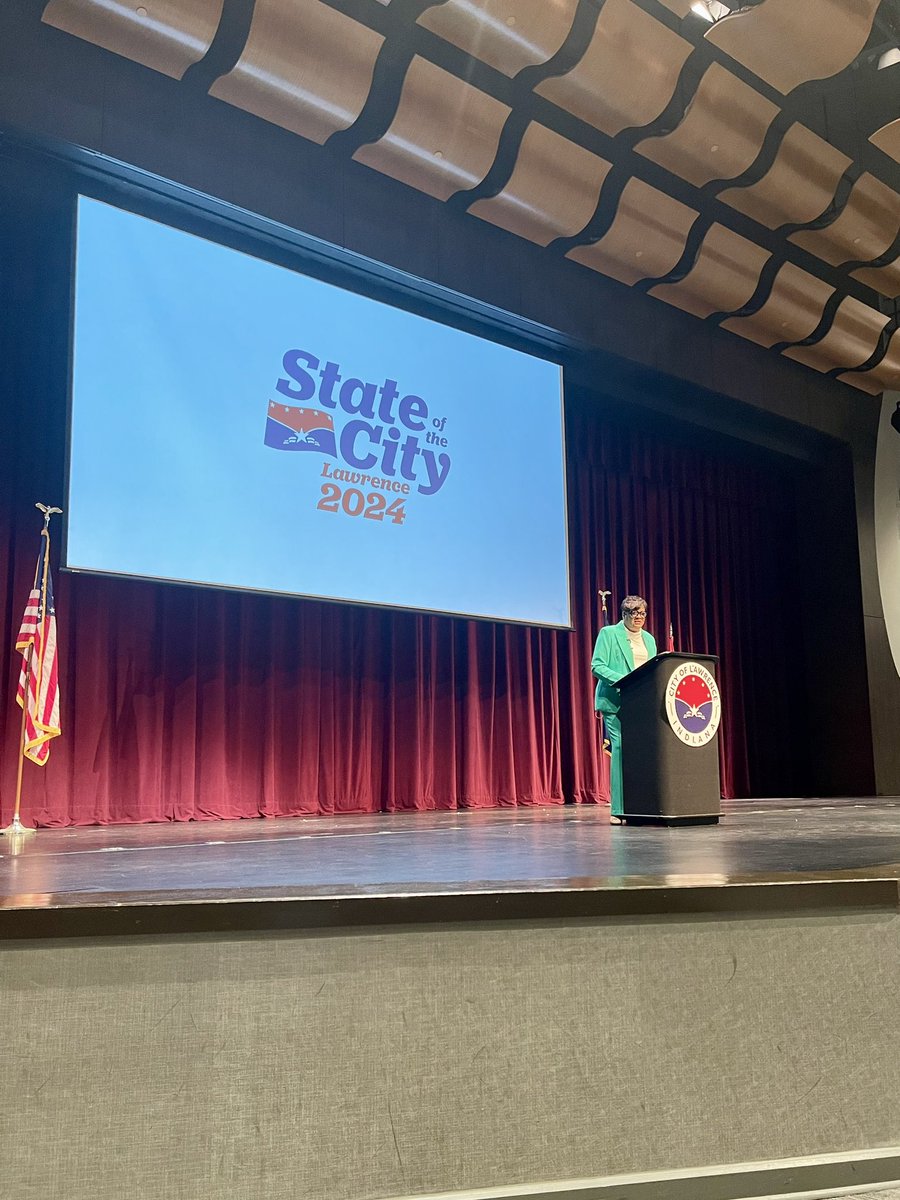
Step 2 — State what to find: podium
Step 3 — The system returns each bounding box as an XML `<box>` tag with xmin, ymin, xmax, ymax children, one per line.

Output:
<box><xmin>618</xmin><ymin>651</ymin><xmax>721</xmax><ymax>825</ymax></box>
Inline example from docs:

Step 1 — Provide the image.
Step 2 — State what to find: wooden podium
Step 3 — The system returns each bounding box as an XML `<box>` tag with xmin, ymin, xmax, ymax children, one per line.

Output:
<box><xmin>617</xmin><ymin>651</ymin><xmax>721</xmax><ymax>825</ymax></box>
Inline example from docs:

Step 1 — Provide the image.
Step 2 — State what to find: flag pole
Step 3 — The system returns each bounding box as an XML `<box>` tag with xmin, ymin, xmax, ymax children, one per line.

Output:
<box><xmin>4</xmin><ymin>643</ymin><xmax>36</xmax><ymax>838</ymax></box>
<box><xmin>2</xmin><ymin>503</ymin><xmax>62</xmax><ymax>840</ymax></box>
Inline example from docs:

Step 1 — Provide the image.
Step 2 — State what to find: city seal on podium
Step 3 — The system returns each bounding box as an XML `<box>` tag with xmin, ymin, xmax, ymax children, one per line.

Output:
<box><xmin>664</xmin><ymin>661</ymin><xmax>721</xmax><ymax>746</ymax></box>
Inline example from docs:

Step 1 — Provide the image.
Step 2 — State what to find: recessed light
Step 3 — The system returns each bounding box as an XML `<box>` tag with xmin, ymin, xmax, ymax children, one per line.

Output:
<box><xmin>434</xmin><ymin>150</ymin><xmax>443</xmax><ymax>159</ymax></box>
<box><xmin>136</xmin><ymin>5</ymin><xmax>148</xmax><ymax>14</ymax></box>
<box><xmin>506</xmin><ymin>16</ymin><xmax>516</xmax><ymax>27</ymax></box>
<box><xmin>710</xmin><ymin>144</ymin><xmax>719</xmax><ymax>152</ymax></box>
<box><xmin>635</xmin><ymin>250</ymin><xmax>643</xmax><ymax>258</ymax></box>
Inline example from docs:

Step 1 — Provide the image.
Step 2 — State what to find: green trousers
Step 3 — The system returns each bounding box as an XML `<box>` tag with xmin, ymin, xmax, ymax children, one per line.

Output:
<box><xmin>604</xmin><ymin>711</ymin><xmax>624</xmax><ymax>817</ymax></box>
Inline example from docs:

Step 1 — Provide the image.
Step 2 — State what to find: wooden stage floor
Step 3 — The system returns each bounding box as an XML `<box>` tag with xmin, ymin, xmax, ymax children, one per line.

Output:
<box><xmin>1</xmin><ymin>798</ymin><xmax>898</xmax><ymax>938</ymax></box>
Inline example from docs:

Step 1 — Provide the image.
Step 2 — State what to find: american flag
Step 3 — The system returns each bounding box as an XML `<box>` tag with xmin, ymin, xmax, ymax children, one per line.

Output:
<box><xmin>16</xmin><ymin>542</ymin><xmax>61</xmax><ymax>765</ymax></box>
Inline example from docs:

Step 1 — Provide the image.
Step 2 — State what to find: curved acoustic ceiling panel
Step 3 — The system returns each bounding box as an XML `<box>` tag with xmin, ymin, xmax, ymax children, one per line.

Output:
<box><xmin>535</xmin><ymin>0</ymin><xmax>692</xmax><ymax>138</ymax></box>
<box><xmin>649</xmin><ymin>223</ymin><xmax>770</xmax><ymax>319</ymax></box>
<box><xmin>718</xmin><ymin>123</ymin><xmax>852</xmax><ymax>230</ymax></box>
<box><xmin>870</xmin><ymin>119</ymin><xmax>900</xmax><ymax>166</ymax></box>
<box><xmin>565</xmin><ymin>179</ymin><xmax>697</xmax><ymax>287</ymax></box>
<box><xmin>353</xmin><ymin>57</ymin><xmax>510</xmax><ymax>202</ymax></box>
<box><xmin>35</xmin><ymin>0</ymin><xmax>900</xmax><ymax>395</ymax></box>
<box><xmin>635</xmin><ymin>64</ymin><xmax>780</xmax><ymax>189</ymax></box>
<box><xmin>783</xmin><ymin>295</ymin><xmax>889</xmax><ymax>374</ymax></box>
<box><xmin>209</xmin><ymin>0</ymin><xmax>384</xmax><ymax>144</ymax></box>
<box><xmin>468</xmin><ymin>123</ymin><xmax>613</xmax><ymax>246</ymax></box>
<box><xmin>840</xmin><ymin>331</ymin><xmax>900</xmax><ymax>393</ymax></box>
<box><xmin>704</xmin><ymin>0</ymin><xmax>882</xmax><ymax>95</ymax></box>
<box><xmin>790</xmin><ymin>172</ymin><xmax>900</xmax><ymax>267</ymax></box>
<box><xmin>42</xmin><ymin>0</ymin><xmax>225</xmax><ymax>79</ymax></box>
<box><xmin>416</xmin><ymin>0</ymin><xmax>578</xmax><ymax>78</ymax></box>
<box><xmin>851</xmin><ymin>255</ymin><xmax>900</xmax><ymax>299</ymax></box>
<box><xmin>721</xmin><ymin>263</ymin><xmax>835</xmax><ymax>348</ymax></box>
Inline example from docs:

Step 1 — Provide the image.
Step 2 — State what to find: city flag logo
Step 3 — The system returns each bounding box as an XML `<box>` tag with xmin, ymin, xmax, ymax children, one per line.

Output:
<box><xmin>264</xmin><ymin>402</ymin><xmax>336</xmax><ymax>456</ymax></box>
<box><xmin>664</xmin><ymin>661</ymin><xmax>721</xmax><ymax>747</ymax></box>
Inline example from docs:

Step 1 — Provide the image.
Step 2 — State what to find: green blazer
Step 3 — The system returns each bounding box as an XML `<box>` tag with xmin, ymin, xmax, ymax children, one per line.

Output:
<box><xmin>591</xmin><ymin>621</ymin><xmax>658</xmax><ymax>715</ymax></box>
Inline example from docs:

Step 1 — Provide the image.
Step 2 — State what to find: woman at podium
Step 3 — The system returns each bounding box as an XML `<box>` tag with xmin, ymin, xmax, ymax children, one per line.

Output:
<box><xmin>591</xmin><ymin>595</ymin><xmax>658</xmax><ymax>821</ymax></box>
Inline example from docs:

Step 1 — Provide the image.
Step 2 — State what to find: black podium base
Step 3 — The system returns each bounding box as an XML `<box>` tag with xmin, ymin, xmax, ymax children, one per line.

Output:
<box><xmin>621</xmin><ymin>813</ymin><xmax>721</xmax><ymax>827</ymax></box>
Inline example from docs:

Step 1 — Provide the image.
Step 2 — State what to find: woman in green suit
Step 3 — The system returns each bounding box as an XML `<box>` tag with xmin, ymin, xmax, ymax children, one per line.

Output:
<box><xmin>591</xmin><ymin>595</ymin><xmax>657</xmax><ymax>821</ymax></box>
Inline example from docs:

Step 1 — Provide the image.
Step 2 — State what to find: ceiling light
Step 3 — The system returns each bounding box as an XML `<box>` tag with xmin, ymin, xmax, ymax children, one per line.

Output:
<box><xmin>877</xmin><ymin>47</ymin><xmax>900</xmax><ymax>69</ymax></box>
<box><xmin>691</xmin><ymin>1</ymin><xmax>730</xmax><ymax>20</ymax></box>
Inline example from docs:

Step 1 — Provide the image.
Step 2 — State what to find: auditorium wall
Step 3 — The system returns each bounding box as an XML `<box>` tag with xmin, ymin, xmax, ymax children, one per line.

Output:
<box><xmin>3</xmin><ymin>906</ymin><xmax>900</xmax><ymax>1200</ymax></box>
<box><xmin>0</xmin><ymin>0</ymin><xmax>897</xmax><ymax>793</ymax></box>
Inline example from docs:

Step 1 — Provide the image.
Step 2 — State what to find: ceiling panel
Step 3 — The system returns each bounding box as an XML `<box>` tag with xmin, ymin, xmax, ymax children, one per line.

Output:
<box><xmin>839</xmin><ymin>329</ymin><xmax>900</xmax><ymax>392</ymax></box>
<box><xmin>870</xmin><ymin>118</ymin><xmax>900</xmax><ymax>165</ymax></box>
<box><xmin>648</xmin><ymin>223</ymin><xmax>770</xmax><ymax>319</ymax></box>
<box><xmin>783</xmin><ymin>295</ymin><xmax>890</xmax><ymax>373</ymax></box>
<box><xmin>33</xmin><ymin>0</ymin><xmax>900</xmax><ymax>396</ymax></box>
<box><xmin>42</xmin><ymin>0</ymin><xmax>225</xmax><ymax>79</ymax></box>
<box><xmin>565</xmin><ymin>178</ymin><xmax>697</xmax><ymax>286</ymax></box>
<box><xmin>209</xmin><ymin>0</ymin><xmax>384</xmax><ymax>144</ymax></box>
<box><xmin>789</xmin><ymin>172</ymin><xmax>900</xmax><ymax>267</ymax></box>
<box><xmin>535</xmin><ymin>0</ymin><xmax>691</xmax><ymax>137</ymax></box>
<box><xmin>852</xmin><ymin>255</ymin><xmax>900</xmax><ymax>299</ymax></box>
<box><xmin>353</xmin><ymin>57</ymin><xmax>510</xmax><ymax>202</ymax></box>
<box><xmin>468</xmin><ymin>123</ymin><xmax>613</xmax><ymax>245</ymax></box>
<box><xmin>704</xmin><ymin>0</ymin><xmax>882</xmax><ymax>94</ymax></box>
<box><xmin>718</xmin><ymin>123</ymin><xmax>852</xmax><ymax>231</ymax></box>
<box><xmin>721</xmin><ymin>262</ymin><xmax>835</xmax><ymax>348</ymax></box>
<box><xmin>635</xmin><ymin>64</ymin><xmax>780</xmax><ymax>189</ymax></box>
<box><xmin>417</xmin><ymin>0</ymin><xmax>578</xmax><ymax>78</ymax></box>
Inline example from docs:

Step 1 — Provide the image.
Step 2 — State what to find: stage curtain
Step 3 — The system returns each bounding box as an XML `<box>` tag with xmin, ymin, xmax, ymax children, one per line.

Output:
<box><xmin>0</xmin><ymin>191</ymin><xmax>803</xmax><ymax>825</ymax></box>
<box><xmin>0</xmin><ymin>395</ymin><xmax>802</xmax><ymax>824</ymax></box>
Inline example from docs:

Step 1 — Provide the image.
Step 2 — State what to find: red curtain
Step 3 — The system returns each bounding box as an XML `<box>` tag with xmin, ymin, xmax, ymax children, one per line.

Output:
<box><xmin>0</xmin><ymin>389</ymin><xmax>803</xmax><ymax>826</ymax></box>
<box><xmin>0</xmin><ymin>186</ymin><xmax>804</xmax><ymax>825</ymax></box>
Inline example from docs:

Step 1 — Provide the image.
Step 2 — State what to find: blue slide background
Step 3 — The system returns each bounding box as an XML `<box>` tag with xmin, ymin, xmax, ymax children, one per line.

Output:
<box><xmin>67</xmin><ymin>197</ymin><xmax>570</xmax><ymax>626</ymax></box>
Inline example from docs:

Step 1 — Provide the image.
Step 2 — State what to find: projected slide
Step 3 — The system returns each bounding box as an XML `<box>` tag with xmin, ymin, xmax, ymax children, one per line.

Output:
<box><xmin>67</xmin><ymin>197</ymin><xmax>570</xmax><ymax>626</ymax></box>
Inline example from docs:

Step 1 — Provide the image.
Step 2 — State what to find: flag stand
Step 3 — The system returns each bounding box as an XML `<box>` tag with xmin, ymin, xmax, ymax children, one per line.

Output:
<box><xmin>2</xmin><ymin>645</ymin><xmax>36</xmax><ymax>840</ymax></box>
<box><xmin>2</xmin><ymin>503</ymin><xmax>63</xmax><ymax>839</ymax></box>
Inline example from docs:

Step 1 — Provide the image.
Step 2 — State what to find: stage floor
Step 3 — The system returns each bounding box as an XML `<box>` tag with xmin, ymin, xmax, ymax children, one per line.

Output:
<box><xmin>2</xmin><ymin>798</ymin><xmax>899</xmax><ymax>937</ymax></box>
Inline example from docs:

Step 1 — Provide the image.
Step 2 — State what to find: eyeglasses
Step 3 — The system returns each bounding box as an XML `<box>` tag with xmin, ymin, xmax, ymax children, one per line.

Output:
<box><xmin>623</xmin><ymin>608</ymin><xmax>646</xmax><ymax>617</ymax></box>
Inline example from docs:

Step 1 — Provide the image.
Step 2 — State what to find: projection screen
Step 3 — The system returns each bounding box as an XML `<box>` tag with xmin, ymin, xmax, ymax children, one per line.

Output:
<box><xmin>66</xmin><ymin>196</ymin><xmax>570</xmax><ymax>627</ymax></box>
